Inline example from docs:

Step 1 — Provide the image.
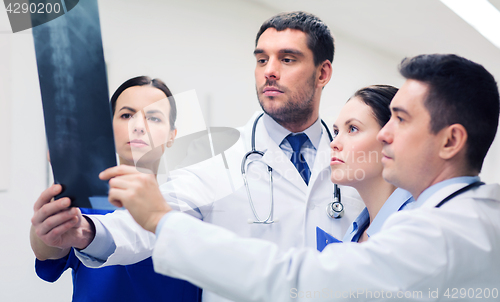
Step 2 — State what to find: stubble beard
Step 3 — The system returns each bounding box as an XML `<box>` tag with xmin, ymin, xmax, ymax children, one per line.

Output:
<box><xmin>257</xmin><ymin>72</ymin><xmax>317</xmax><ymax>129</ymax></box>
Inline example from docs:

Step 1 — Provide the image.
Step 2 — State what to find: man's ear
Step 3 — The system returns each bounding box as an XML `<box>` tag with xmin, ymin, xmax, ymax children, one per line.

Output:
<box><xmin>317</xmin><ymin>60</ymin><xmax>332</xmax><ymax>89</ymax></box>
<box><xmin>439</xmin><ymin>123</ymin><xmax>468</xmax><ymax>160</ymax></box>
<box><xmin>166</xmin><ymin>129</ymin><xmax>177</xmax><ymax>148</ymax></box>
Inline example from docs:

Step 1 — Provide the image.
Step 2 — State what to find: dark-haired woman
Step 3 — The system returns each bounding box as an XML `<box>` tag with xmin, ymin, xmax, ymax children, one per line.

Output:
<box><xmin>318</xmin><ymin>85</ymin><xmax>414</xmax><ymax>249</ymax></box>
<box><xmin>32</xmin><ymin>76</ymin><xmax>201</xmax><ymax>302</ymax></box>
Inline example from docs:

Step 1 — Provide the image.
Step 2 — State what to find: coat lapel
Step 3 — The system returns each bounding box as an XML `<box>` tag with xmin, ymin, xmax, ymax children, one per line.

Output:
<box><xmin>308</xmin><ymin>130</ymin><xmax>331</xmax><ymax>190</ymax></box>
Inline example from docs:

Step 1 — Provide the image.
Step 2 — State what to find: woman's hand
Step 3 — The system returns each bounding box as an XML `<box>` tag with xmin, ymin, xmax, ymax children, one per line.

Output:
<box><xmin>99</xmin><ymin>165</ymin><xmax>171</xmax><ymax>233</ymax></box>
<box><xmin>30</xmin><ymin>184</ymin><xmax>95</xmax><ymax>260</ymax></box>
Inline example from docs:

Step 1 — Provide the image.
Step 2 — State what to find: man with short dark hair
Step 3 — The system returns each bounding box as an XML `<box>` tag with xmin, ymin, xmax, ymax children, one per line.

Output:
<box><xmin>114</xmin><ymin>53</ymin><xmax>500</xmax><ymax>301</ymax></box>
<box><xmin>380</xmin><ymin>54</ymin><xmax>499</xmax><ymax>200</ymax></box>
<box><xmin>252</xmin><ymin>11</ymin><xmax>334</xmax><ymax>133</ymax></box>
<box><xmin>256</xmin><ymin>11</ymin><xmax>334</xmax><ymax>68</ymax></box>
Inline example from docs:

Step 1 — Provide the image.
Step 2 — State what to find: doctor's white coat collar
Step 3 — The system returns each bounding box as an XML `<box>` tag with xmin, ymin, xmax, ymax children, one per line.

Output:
<box><xmin>411</xmin><ymin>176</ymin><xmax>481</xmax><ymax>209</ymax></box>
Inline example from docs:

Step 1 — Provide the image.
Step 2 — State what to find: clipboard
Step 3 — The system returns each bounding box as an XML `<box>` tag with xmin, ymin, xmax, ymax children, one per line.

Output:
<box><xmin>316</xmin><ymin>227</ymin><xmax>342</xmax><ymax>252</ymax></box>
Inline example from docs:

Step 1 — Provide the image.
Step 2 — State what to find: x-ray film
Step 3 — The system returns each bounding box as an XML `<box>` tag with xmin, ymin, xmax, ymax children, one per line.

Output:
<box><xmin>31</xmin><ymin>0</ymin><xmax>117</xmax><ymax>209</ymax></box>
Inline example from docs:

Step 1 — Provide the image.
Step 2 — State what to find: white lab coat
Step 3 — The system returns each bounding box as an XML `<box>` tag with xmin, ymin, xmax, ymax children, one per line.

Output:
<box><xmin>78</xmin><ymin>112</ymin><xmax>364</xmax><ymax>302</ymax></box>
<box><xmin>152</xmin><ymin>182</ymin><xmax>500</xmax><ymax>301</ymax></box>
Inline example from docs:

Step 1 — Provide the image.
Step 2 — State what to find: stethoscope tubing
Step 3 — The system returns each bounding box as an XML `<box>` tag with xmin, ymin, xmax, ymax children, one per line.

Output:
<box><xmin>242</xmin><ymin>113</ymin><xmax>343</xmax><ymax>223</ymax></box>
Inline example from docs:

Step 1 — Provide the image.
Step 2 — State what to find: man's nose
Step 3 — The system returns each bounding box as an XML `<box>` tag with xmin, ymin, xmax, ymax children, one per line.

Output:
<box><xmin>264</xmin><ymin>57</ymin><xmax>280</xmax><ymax>80</ymax></box>
<box><xmin>377</xmin><ymin>121</ymin><xmax>393</xmax><ymax>144</ymax></box>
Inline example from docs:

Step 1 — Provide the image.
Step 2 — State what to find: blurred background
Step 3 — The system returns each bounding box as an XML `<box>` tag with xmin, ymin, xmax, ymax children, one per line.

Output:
<box><xmin>1</xmin><ymin>0</ymin><xmax>500</xmax><ymax>300</ymax></box>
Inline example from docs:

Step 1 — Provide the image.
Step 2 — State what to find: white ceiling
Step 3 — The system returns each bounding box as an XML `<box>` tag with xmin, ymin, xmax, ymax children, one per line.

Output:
<box><xmin>247</xmin><ymin>0</ymin><xmax>500</xmax><ymax>81</ymax></box>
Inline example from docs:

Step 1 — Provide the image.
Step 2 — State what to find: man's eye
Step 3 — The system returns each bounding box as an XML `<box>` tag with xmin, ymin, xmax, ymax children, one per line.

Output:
<box><xmin>257</xmin><ymin>58</ymin><xmax>267</xmax><ymax>64</ymax></box>
<box><xmin>282</xmin><ymin>58</ymin><xmax>294</xmax><ymax>63</ymax></box>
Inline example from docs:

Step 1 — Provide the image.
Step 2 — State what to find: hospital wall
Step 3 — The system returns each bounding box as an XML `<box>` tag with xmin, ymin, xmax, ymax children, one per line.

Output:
<box><xmin>0</xmin><ymin>0</ymin><xmax>498</xmax><ymax>301</ymax></box>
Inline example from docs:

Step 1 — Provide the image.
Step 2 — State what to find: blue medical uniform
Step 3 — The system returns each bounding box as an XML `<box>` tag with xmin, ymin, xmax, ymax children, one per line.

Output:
<box><xmin>35</xmin><ymin>208</ymin><xmax>201</xmax><ymax>302</ymax></box>
<box><xmin>317</xmin><ymin>188</ymin><xmax>414</xmax><ymax>250</ymax></box>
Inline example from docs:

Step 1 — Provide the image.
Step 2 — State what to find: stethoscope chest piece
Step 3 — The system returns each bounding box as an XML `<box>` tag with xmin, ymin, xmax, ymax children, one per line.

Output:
<box><xmin>326</xmin><ymin>200</ymin><xmax>344</xmax><ymax>219</ymax></box>
<box><xmin>326</xmin><ymin>184</ymin><xmax>344</xmax><ymax>219</ymax></box>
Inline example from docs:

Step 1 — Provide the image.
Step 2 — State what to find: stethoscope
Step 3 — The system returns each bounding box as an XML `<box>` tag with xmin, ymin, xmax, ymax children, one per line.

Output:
<box><xmin>241</xmin><ymin>113</ymin><xmax>344</xmax><ymax>224</ymax></box>
<box><xmin>435</xmin><ymin>181</ymin><xmax>484</xmax><ymax>208</ymax></box>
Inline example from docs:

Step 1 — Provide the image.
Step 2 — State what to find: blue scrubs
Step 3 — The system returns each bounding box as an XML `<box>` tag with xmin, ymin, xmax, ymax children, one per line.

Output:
<box><xmin>35</xmin><ymin>208</ymin><xmax>201</xmax><ymax>302</ymax></box>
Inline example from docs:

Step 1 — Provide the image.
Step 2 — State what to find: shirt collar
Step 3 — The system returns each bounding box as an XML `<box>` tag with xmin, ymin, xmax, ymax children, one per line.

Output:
<box><xmin>367</xmin><ymin>188</ymin><xmax>414</xmax><ymax>237</ymax></box>
<box><xmin>262</xmin><ymin>113</ymin><xmax>322</xmax><ymax>150</ymax></box>
<box><xmin>342</xmin><ymin>188</ymin><xmax>414</xmax><ymax>242</ymax></box>
<box><xmin>412</xmin><ymin>176</ymin><xmax>480</xmax><ymax>208</ymax></box>
<box><xmin>342</xmin><ymin>207</ymin><xmax>370</xmax><ymax>243</ymax></box>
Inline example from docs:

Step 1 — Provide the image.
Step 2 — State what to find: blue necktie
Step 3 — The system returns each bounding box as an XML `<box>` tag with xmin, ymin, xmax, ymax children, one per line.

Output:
<box><xmin>286</xmin><ymin>133</ymin><xmax>311</xmax><ymax>185</ymax></box>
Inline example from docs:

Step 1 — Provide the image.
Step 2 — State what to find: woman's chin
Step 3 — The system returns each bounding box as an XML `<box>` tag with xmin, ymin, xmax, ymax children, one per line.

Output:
<box><xmin>330</xmin><ymin>169</ymin><xmax>347</xmax><ymax>185</ymax></box>
<box><xmin>330</xmin><ymin>175</ymin><xmax>347</xmax><ymax>186</ymax></box>
<box><xmin>330</xmin><ymin>173</ymin><xmax>357</xmax><ymax>187</ymax></box>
